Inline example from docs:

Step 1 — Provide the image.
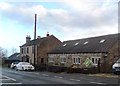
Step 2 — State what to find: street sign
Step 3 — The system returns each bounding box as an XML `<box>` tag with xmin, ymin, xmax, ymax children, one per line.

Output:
<box><xmin>83</xmin><ymin>58</ymin><xmax>93</xmax><ymax>67</ymax></box>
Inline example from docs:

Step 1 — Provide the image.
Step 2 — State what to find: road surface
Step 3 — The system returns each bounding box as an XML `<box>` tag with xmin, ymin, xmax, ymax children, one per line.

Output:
<box><xmin>0</xmin><ymin>67</ymin><xmax>119</xmax><ymax>86</ymax></box>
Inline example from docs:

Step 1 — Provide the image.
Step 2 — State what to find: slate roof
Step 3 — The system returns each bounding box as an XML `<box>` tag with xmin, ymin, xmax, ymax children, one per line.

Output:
<box><xmin>49</xmin><ymin>33</ymin><xmax>119</xmax><ymax>54</ymax></box>
<box><xmin>8</xmin><ymin>53</ymin><xmax>20</xmax><ymax>60</ymax></box>
<box><xmin>117</xmin><ymin>58</ymin><xmax>120</xmax><ymax>63</ymax></box>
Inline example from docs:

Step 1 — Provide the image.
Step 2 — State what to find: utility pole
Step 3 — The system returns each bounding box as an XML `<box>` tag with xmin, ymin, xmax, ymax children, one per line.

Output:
<box><xmin>34</xmin><ymin>14</ymin><xmax>37</xmax><ymax>67</ymax></box>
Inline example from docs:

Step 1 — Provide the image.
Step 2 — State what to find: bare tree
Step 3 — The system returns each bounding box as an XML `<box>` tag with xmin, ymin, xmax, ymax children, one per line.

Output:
<box><xmin>0</xmin><ymin>47</ymin><xmax>4</xmax><ymax>58</ymax></box>
<box><xmin>3</xmin><ymin>49</ymin><xmax>8</xmax><ymax>57</ymax></box>
<box><xmin>0</xmin><ymin>47</ymin><xmax>8</xmax><ymax>58</ymax></box>
<box><xmin>0</xmin><ymin>47</ymin><xmax>2</xmax><ymax>58</ymax></box>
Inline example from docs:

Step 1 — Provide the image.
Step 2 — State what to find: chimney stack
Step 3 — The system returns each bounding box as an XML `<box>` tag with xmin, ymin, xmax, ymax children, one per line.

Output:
<box><xmin>26</xmin><ymin>35</ymin><xmax>31</xmax><ymax>43</ymax></box>
<box><xmin>46</xmin><ymin>32</ymin><xmax>49</xmax><ymax>37</ymax></box>
<box><xmin>37</xmin><ymin>36</ymin><xmax>41</xmax><ymax>39</ymax></box>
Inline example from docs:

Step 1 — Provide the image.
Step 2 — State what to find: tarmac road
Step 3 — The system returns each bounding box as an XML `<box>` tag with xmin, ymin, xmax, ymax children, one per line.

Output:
<box><xmin>0</xmin><ymin>67</ymin><xmax>119</xmax><ymax>86</ymax></box>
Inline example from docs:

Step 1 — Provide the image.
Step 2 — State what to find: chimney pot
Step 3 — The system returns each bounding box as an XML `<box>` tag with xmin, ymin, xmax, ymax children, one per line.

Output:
<box><xmin>26</xmin><ymin>35</ymin><xmax>31</xmax><ymax>43</ymax></box>
<box><xmin>46</xmin><ymin>32</ymin><xmax>49</xmax><ymax>37</ymax></box>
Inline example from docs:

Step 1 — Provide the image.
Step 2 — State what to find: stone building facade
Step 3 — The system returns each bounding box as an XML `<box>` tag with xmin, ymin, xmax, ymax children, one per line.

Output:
<box><xmin>20</xmin><ymin>33</ymin><xmax>62</xmax><ymax>65</ymax></box>
<box><xmin>48</xmin><ymin>53</ymin><xmax>102</xmax><ymax>68</ymax></box>
<box><xmin>48</xmin><ymin>33</ymin><xmax>120</xmax><ymax>73</ymax></box>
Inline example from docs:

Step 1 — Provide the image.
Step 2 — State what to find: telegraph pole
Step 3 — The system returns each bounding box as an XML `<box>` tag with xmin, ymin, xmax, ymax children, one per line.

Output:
<box><xmin>34</xmin><ymin>14</ymin><xmax>37</xmax><ymax>67</ymax></box>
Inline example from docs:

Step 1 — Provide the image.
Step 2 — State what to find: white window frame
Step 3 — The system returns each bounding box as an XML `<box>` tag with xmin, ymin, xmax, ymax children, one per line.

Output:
<box><xmin>73</xmin><ymin>57</ymin><xmax>81</xmax><ymax>64</ymax></box>
<box><xmin>78</xmin><ymin>58</ymin><xmax>81</xmax><ymax>64</ymax></box>
<box><xmin>91</xmin><ymin>57</ymin><xmax>100</xmax><ymax>64</ymax></box>
<box><xmin>60</xmin><ymin>55</ymin><xmax>66</xmax><ymax>63</ymax></box>
<box><xmin>48</xmin><ymin>58</ymin><xmax>54</xmax><ymax>62</ymax></box>
<box><xmin>48</xmin><ymin>55</ymin><xmax>54</xmax><ymax>62</ymax></box>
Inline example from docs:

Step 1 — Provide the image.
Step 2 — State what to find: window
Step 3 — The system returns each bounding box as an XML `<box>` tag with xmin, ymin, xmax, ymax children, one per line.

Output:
<box><xmin>27</xmin><ymin>47</ymin><xmax>29</xmax><ymax>53</ymax></box>
<box><xmin>49</xmin><ymin>58</ymin><xmax>54</xmax><ymax>62</ymax></box>
<box><xmin>41</xmin><ymin>58</ymin><xmax>44</xmax><ymax>63</ymax></box>
<box><xmin>84</xmin><ymin>41</ymin><xmax>88</xmax><ymax>45</ymax></box>
<box><xmin>21</xmin><ymin>48</ymin><xmax>24</xmax><ymax>54</ymax></box>
<box><xmin>64</xmin><ymin>58</ymin><xmax>66</xmax><ymax>62</ymax></box>
<box><xmin>95</xmin><ymin>58</ymin><xmax>98</xmax><ymax>64</ymax></box>
<box><xmin>16</xmin><ymin>55</ymin><xmax>19</xmax><ymax>57</ymax></box>
<box><xmin>75</xmin><ymin>42</ymin><xmax>79</xmax><ymax>46</ymax></box>
<box><xmin>78</xmin><ymin>58</ymin><xmax>81</xmax><ymax>63</ymax></box>
<box><xmin>74</xmin><ymin>58</ymin><xmax>76</xmax><ymax>63</ymax></box>
<box><xmin>63</xmin><ymin>44</ymin><xmax>67</xmax><ymax>47</ymax></box>
<box><xmin>73</xmin><ymin>57</ymin><xmax>81</xmax><ymax>64</ymax></box>
<box><xmin>98</xmin><ymin>58</ymin><xmax>100</xmax><ymax>62</ymax></box>
<box><xmin>21</xmin><ymin>47</ymin><xmax>26</xmax><ymax>54</ymax></box>
<box><xmin>92</xmin><ymin>58</ymin><xmax>94</xmax><ymax>63</ymax></box>
<box><xmin>100</xmin><ymin>39</ymin><xmax>105</xmax><ymax>43</ymax></box>
<box><xmin>91</xmin><ymin>57</ymin><xmax>101</xmax><ymax>64</ymax></box>
<box><xmin>24</xmin><ymin>48</ymin><xmax>26</xmax><ymax>54</ymax></box>
<box><xmin>61</xmin><ymin>57</ymin><xmax>66</xmax><ymax>63</ymax></box>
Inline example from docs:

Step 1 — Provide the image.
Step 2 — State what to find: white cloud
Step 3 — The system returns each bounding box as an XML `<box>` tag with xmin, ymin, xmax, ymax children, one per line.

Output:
<box><xmin>62</xmin><ymin>0</ymin><xmax>117</xmax><ymax>30</ymax></box>
<box><xmin>0</xmin><ymin>1</ymin><xmax>118</xmax><ymax>55</ymax></box>
<box><xmin>0</xmin><ymin>2</ymin><xmax>12</xmax><ymax>10</ymax></box>
<box><xmin>32</xmin><ymin>5</ymin><xmax>47</xmax><ymax>17</ymax></box>
<box><xmin>61</xmin><ymin>23</ymin><xmax>118</xmax><ymax>41</ymax></box>
<box><xmin>0</xmin><ymin>1</ymin><xmax>118</xmax><ymax>40</ymax></box>
<box><xmin>0</xmin><ymin>0</ymin><xmax>63</xmax><ymax>2</ymax></box>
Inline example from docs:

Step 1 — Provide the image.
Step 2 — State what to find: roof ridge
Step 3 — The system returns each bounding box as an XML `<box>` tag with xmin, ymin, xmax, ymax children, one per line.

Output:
<box><xmin>63</xmin><ymin>33</ymin><xmax>119</xmax><ymax>43</ymax></box>
<box><xmin>49</xmin><ymin>33</ymin><xmax>119</xmax><ymax>54</ymax></box>
<box><xmin>20</xmin><ymin>35</ymin><xmax>55</xmax><ymax>47</ymax></box>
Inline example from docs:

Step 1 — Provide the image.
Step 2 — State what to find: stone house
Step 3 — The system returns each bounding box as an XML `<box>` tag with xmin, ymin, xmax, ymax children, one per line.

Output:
<box><xmin>48</xmin><ymin>33</ymin><xmax>120</xmax><ymax>73</ymax></box>
<box><xmin>20</xmin><ymin>33</ymin><xmax>62</xmax><ymax>65</ymax></box>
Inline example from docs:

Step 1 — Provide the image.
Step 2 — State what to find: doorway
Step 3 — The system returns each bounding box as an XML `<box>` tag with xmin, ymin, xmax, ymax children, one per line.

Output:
<box><xmin>41</xmin><ymin>58</ymin><xmax>44</xmax><ymax>63</ymax></box>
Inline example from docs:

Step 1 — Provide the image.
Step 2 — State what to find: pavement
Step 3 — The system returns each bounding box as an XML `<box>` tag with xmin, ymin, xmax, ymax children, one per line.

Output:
<box><xmin>88</xmin><ymin>73</ymin><xmax>119</xmax><ymax>78</ymax></box>
<box><xmin>60</xmin><ymin>72</ymin><xmax>119</xmax><ymax>78</ymax></box>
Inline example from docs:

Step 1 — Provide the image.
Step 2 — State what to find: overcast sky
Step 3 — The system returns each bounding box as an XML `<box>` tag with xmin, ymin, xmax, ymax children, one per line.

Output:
<box><xmin>0</xmin><ymin>0</ymin><xmax>119</xmax><ymax>56</ymax></box>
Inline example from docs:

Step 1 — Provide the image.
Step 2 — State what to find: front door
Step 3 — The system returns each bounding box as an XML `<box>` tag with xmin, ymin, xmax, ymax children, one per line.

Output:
<box><xmin>26</xmin><ymin>57</ymin><xmax>29</xmax><ymax>62</ymax></box>
<box><xmin>41</xmin><ymin>58</ymin><xmax>44</xmax><ymax>64</ymax></box>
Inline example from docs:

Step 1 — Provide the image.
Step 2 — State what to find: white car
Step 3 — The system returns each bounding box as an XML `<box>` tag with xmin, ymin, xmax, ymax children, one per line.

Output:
<box><xmin>15</xmin><ymin>62</ymin><xmax>35</xmax><ymax>71</ymax></box>
<box><xmin>10</xmin><ymin>62</ymin><xmax>19</xmax><ymax>69</ymax></box>
<box><xmin>112</xmin><ymin>58</ymin><xmax>120</xmax><ymax>74</ymax></box>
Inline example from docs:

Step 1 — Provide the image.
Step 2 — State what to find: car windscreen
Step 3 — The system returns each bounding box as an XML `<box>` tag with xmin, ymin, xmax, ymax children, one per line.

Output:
<box><xmin>21</xmin><ymin>62</ymin><xmax>30</xmax><ymax>65</ymax></box>
<box><xmin>15</xmin><ymin>62</ymin><xmax>19</xmax><ymax>63</ymax></box>
<box><xmin>116</xmin><ymin>58</ymin><xmax>120</xmax><ymax>63</ymax></box>
<box><xmin>13</xmin><ymin>62</ymin><xmax>19</xmax><ymax>64</ymax></box>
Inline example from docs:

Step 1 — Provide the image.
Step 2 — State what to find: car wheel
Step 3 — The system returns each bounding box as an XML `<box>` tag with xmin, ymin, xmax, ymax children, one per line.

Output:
<box><xmin>15</xmin><ymin>67</ymin><xmax>18</xmax><ymax>71</ymax></box>
<box><xmin>13</xmin><ymin>66</ymin><xmax>15</xmax><ymax>69</ymax></box>
<box><xmin>22</xmin><ymin>67</ymin><xmax>24</xmax><ymax>70</ymax></box>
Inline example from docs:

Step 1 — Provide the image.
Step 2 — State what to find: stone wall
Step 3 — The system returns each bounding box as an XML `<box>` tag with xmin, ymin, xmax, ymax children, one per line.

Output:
<box><xmin>20</xmin><ymin>35</ymin><xmax>61</xmax><ymax>65</ymax></box>
<box><xmin>37</xmin><ymin>35</ymin><xmax>62</xmax><ymax>65</ymax></box>
<box><xmin>102</xmin><ymin>41</ymin><xmax>120</xmax><ymax>73</ymax></box>
<box><xmin>48</xmin><ymin>53</ymin><xmax>102</xmax><ymax>68</ymax></box>
<box><xmin>48</xmin><ymin>41</ymin><xmax>120</xmax><ymax>73</ymax></box>
<box><xmin>20</xmin><ymin>45</ymin><xmax>37</xmax><ymax>64</ymax></box>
